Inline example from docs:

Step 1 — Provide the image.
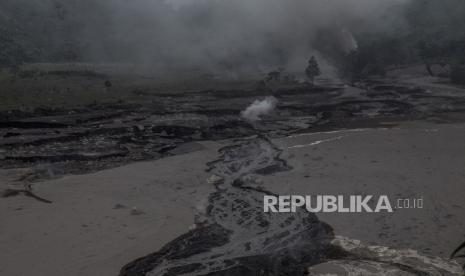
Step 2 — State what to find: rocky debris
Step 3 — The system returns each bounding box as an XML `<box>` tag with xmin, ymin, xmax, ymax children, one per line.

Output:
<box><xmin>113</xmin><ymin>204</ymin><xmax>128</xmax><ymax>210</ymax></box>
<box><xmin>206</xmin><ymin>174</ymin><xmax>224</xmax><ymax>186</ymax></box>
<box><xmin>130</xmin><ymin>207</ymin><xmax>145</xmax><ymax>216</ymax></box>
<box><xmin>307</xmin><ymin>236</ymin><xmax>463</xmax><ymax>275</ymax></box>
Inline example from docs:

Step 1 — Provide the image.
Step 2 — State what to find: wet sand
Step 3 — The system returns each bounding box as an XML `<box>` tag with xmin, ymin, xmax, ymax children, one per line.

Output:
<box><xmin>272</xmin><ymin>121</ymin><xmax>465</xmax><ymax>258</ymax></box>
<box><xmin>0</xmin><ymin>141</ymin><xmax>221</xmax><ymax>276</ymax></box>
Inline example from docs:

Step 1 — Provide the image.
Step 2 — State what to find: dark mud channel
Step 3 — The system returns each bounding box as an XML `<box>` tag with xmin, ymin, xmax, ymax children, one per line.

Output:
<box><xmin>119</xmin><ymin>135</ymin><xmax>456</xmax><ymax>276</ymax></box>
<box><xmin>120</xmin><ymin>136</ymin><xmax>340</xmax><ymax>276</ymax></box>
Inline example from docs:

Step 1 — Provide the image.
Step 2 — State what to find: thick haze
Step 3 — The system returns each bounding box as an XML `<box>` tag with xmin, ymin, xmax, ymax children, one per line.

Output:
<box><xmin>1</xmin><ymin>0</ymin><xmax>411</xmax><ymax>74</ymax></box>
<box><xmin>85</xmin><ymin>0</ymin><xmax>408</xmax><ymax>73</ymax></box>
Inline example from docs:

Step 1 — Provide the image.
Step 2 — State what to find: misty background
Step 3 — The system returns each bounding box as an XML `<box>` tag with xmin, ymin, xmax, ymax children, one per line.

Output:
<box><xmin>0</xmin><ymin>0</ymin><xmax>464</xmax><ymax>79</ymax></box>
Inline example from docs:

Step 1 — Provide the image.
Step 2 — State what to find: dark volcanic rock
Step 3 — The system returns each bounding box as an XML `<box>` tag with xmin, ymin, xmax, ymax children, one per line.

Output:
<box><xmin>2</xmin><ymin>81</ymin><xmax>465</xmax><ymax>181</ymax></box>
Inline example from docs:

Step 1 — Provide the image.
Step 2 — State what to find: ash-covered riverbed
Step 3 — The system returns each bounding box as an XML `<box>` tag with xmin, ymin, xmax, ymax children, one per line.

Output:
<box><xmin>2</xmin><ymin>80</ymin><xmax>465</xmax><ymax>183</ymax></box>
<box><xmin>120</xmin><ymin>135</ymin><xmax>462</xmax><ymax>276</ymax></box>
<box><xmin>2</xmin><ymin>80</ymin><xmax>465</xmax><ymax>275</ymax></box>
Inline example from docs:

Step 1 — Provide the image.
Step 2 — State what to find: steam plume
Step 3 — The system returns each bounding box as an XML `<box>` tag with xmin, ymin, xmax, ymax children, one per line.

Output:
<box><xmin>241</xmin><ymin>96</ymin><xmax>278</xmax><ymax>121</ymax></box>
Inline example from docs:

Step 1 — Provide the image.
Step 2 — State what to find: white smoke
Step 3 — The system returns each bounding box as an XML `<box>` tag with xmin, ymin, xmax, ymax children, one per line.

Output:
<box><xmin>241</xmin><ymin>96</ymin><xmax>278</xmax><ymax>121</ymax></box>
<box><xmin>339</xmin><ymin>29</ymin><xmax>359</xmax><ymax>54</ymax></box>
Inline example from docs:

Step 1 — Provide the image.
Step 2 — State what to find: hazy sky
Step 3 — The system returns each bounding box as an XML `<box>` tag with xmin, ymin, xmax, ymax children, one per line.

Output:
<box><xmin>76</xmin><ymin>0</ymin><xmax>409</xmax><ymax>74</ymax></box>
<box><xmin>1</xmin><ymin>0</ymin><xmax>411</xmax><ymax>74</ymax></box>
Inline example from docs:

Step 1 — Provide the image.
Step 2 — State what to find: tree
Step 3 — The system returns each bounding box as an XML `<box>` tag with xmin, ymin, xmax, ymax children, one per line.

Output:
<box><xmin>305</xmin><ymin>56</ymin><xmax>321</xmax><ymax>85</ymax></box>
